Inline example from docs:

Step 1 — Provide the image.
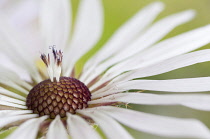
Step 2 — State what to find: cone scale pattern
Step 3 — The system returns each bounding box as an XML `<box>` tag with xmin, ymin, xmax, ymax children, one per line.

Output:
<box><xmin>26</xmin><ymin>77</ymin><xmax>91</xmax><ymax>119</ymax></box>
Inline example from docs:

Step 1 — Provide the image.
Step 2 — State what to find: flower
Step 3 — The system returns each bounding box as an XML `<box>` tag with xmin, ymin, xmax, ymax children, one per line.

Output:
<box><xmin>1</xmin><ymin>0</ymin><xmax>210</xmax><ymax>139</ymax></box>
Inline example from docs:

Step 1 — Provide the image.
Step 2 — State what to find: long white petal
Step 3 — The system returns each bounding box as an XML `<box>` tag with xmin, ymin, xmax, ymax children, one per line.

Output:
<box><xmin>114</xmin><ymin>49</ymin><xmax>210</xmax><ymax>82</ymax></box>
<box><xmin>80</xmin><ymin>2</ymin><xmax>164</xmax><ymax>81</ymax></box>
<box><xmin>6</xmin><ymin>116</ymin><xmax>48</xmax><ymax>139</ymax></box>
<box><xmin>93</xmin><ymin>76</ymin><xmax>210</xmax><ymax>98</ymax></box>
<box><xmin>78</xmin><ymin>109</ymin><xmax>134</xmax><ymax>139</ymax></box>
<box><xmin>98</xmin><ymin>106</ymin><xmax>210</xmax><ymax>138</ymax></box>
<box><xmin>90</xmin><ymin>93</ymin><xmax>210</xmax><ymax>111</ymax></box>
<box><xmin>0</xmin><ymin>53</ymin><xmax>31</xmax><ymax>82</ymax></box>
<box><xmin>39</xmin><ymin>0</ymin><xmax>71</xmax><ymax>49</ymax></box>
<box><xmin>67</xmin><ymin>113</ymin><xmax>101</xmax><ymax>139</ymax></box>
<box><xmin>84</xmin><ymin>10</ymin><xmax>195</xmax><ymax>84</ymax></box>
<box><xmin>115</xmin><ymin>77</ymin><xmax>210</xmax><ymax>93</ymax></box>
<box><xmin>0</xmin><ymin>94</ymin><xmax>25</xmax><ymax>105</ymax></box>
<box><xmin>92</xmin><ymin>49</ymin><xmax>210</xmax><ymax>94</ymax></box>
<box><xmin>0</xmin><ymin>114</ymin><xmax>38</xmax><ymax>129</ymax></box>
<box><xmin>46</xmin><ymin>115</ymin><xmax>69</xmax><ymax>139</ymax></box>
<box><xmin>105</xmin><ymin>24</ymin><xmax>210</xmax><ymax>80</ymax></box>
<box><xmin>0</xmin><ymin>16</ymin><xmax>42</xmax><ymax>82</ymax></box>
<box><xmin>64</xmin><ymin>0</ymin><xmax>103</xmax><ymax>76</ymax></box>
<box><xmin>0</xmin><ymin>87</ymin><xmax>26</xmax><ymax>100</ymax></box>
<box><xmin>0</xmin><ymin>100</ymin><xmax>27</xmax><ymax>109</ymax></box>
<box><xmin>0</xmin><ymin>110</ymin><xmax>32</xmax><ymax>118</ymax></box>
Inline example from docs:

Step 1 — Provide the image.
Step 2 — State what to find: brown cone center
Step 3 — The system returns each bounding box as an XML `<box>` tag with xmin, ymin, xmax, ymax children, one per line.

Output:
<box><xmin>26</xmin><ymin>77</ymin><xmax>91</xmax><ymax>119</ymax></box>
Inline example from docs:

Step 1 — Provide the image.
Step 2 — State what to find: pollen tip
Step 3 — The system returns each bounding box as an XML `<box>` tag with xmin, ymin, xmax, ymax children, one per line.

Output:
<box><xmin>41</xmin><ymin>46</ymin><xmax>63</xmax><ymax>82</ymax></box>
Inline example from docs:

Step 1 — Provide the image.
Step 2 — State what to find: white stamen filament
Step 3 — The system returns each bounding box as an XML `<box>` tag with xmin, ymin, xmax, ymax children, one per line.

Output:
<box><xmin>41</xmin><ymin>46</ymin><xmax>63</xmax><ymax>82</ymax></box>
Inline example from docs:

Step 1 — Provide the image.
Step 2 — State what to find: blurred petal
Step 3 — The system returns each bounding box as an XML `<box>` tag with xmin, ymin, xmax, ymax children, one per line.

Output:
<box><xmin>6</xmin><ymin>116</ymin><xmax>48</xmax><ymax>139</ymax></box>
<box><xmin>39</xmin><ymin>0</ymin><xmax>71</xmax><ymax>49</ymax></box>
<box><xmin>64</xmin><ymin>0</ymin><xmax>103</xmax><ymax>76</ymax></box>
<box><xmin>78</xmin><ymin>110</ymin><xmax>134</xmax><ymax>139</ymax></box>
<box><xmin>67</xmin><ymin>113</ymin><xmax>101</xmax><ymax>139</ymax></box>
<box><xmin>0</xmin><ymin>94</ymin><xmax>25</xmax><ymax>105</ymax></box>
<box><xmin>0</xmin><ymin>87</ymin><xmax>26</xmax><ymax>100</ymax></box>
<box><xmin>0</xmin><ymin>16</ymin><xmax>42</xmax><ymax>82</ymax></box>
<box><xmin>46</xmin><ymin>115</ymin><xmax>69</xmax><ymax>139</ymax></box>
<box><xmin>98</xmin><ymin>106</ymin><xmax>210</xmax><ymax>138</ymax></box>
<box><xmin>0</xmin><ymin>101</ymin><xmax>27</xmax><ymax>109</ymax></box>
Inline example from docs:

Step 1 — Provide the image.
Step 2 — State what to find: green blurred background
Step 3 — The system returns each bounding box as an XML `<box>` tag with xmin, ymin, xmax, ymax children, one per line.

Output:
<box><xmin>75</xmin><ymin>0</ymin><xmax>210</xmax><ymax>139</ymax></box>
<box><xmin>2</xmin><ymin>0</ymin><xmax>210</xmax><ymax>138</ymax></box>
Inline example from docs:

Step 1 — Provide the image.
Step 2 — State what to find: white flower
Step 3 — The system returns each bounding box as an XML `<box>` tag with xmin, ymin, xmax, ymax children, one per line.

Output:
<box><xmin>1</xmin><ymin>0</ymin><xmax>210</xmax><ymax>139</ymax></box>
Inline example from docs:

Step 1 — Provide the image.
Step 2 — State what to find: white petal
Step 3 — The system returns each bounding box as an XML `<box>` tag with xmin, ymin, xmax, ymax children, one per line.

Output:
<box><xmin>98</xmin><ymin>106</ymin><xmax>210</xmax><ymax>138</ymax></box>
<box><xmin>67</xmin><ymin>113</ymin><xmax>101</xmax><ymax>139</ymax></box>
<box><xmin>114</xmin><ymin>49</ymin><xmax>210</xmax><ymax>82</ymax></box>
<box><xmin>63</xmin><ymin>0</ymin><xmax>103</xmax><ymax>76</ymax></box>
<box><xmin>0</xmin><ymin>87</ymin><xmax>26</xmax><ymax>100</ymax></box>
<box><xmin>0</xmin><ymin>80</ymin><xmax>28</xmax><ymax>95</ymax></box>
<box><xmin>6</xmin><ymin>116</ymin><xmax>48</xmax><ymax>139</ymax></box>
<box><xmin>85</xmin><ymin>10</ymin><xmax>195</xmax><ymax>84</ymax></box>
<box><xmin>78</xmin><ymin>110</ymin><xmax>134</xmax><ymax>139</ymax></box>
<box><xmin>0</xmin><ymin>94</ymin><xmax>25</xmax><ymax>105</ymax></box>
<box><xmin>0</xmin><ymin>53</ymin><xmax>31</xmax><ymax>82</ymax></box>
<box><xmin>105</xmin><ymin>24</ymin><xmax>210</xmax><ymax>79</ymax></box>
<box><xmin>0</xmin><ymin>114</ymin><xmax>38</xmax><ymax>129</ymax></box>
<box><xmin>39</xmin><ymin>0</ymin><xmax>71</xmax><ymax>49</ymax></box>
<box><xmin>0</xmin><ymin>110</ymin><xmax>32</xmax><ymax>118</ymax></box>
<box><xmin>90</xmin><ymin>93</ymin><xmax>210</xmax><ymax>111</ymax></box>
<box><xmin>0</xmin><ymin>16</ymin><xmax>42</xmax><ymax>82</ymax></box>
<box><xmin>92</xmin><ymin>49</ymin><xmax>210</xmax><ymax>94</ymax></box>
<box><xmin>80</xmin><ymin>2</ymin><xmax>164</xmax><ymax>81</ymax></box>
<box><xmin>95</xmin><ymin>77</ymin><xmax>209</xmax><ymax>97</ymax></box>
<box><xmin>115</xmin><ymin>77</ymin><xmax>210</xmax><ymax>93</ymax></box>
<box><xmin>0</xmin><ymin>100</ymin><xmax>27</xmax><ymax>109</ymax></box>
<box><xmin>46</xmin><ymin>115</ymin><xmax>69</xmax><ymax>139</ymax></box>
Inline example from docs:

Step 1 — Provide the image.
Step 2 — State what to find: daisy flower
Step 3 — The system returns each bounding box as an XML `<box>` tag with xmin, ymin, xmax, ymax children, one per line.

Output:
<box><xmin>1</xmin><ymin>0</ymin><xmax>210</xmax><ymax>139</ymax></box>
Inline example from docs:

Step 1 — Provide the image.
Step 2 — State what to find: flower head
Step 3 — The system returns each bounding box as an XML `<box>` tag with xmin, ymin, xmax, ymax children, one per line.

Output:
<box><xmin>1</xmin><ymin>0</ymin><xmax>210</xmax><ymax>139</ymax></box>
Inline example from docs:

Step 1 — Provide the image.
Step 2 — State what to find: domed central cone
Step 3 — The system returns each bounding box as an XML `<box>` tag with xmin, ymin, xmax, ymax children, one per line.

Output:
<box><xmin>26</xmin><ymin>77</ymin><xmax>91</xmax><ymax>119</ymax></box>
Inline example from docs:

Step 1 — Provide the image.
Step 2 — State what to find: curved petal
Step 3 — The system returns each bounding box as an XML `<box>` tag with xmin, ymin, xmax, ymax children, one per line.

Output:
<box><xmin>113</xmin><ymin>49</ymin><xmax>210</xmax><ymax>82</ymax></box>
<box><xmin>63</xmin><ymin>0</ymin><xmax>103</xmax><ymax>76</ymax></box>
<box><xmin>78</xmin><ymin>109</ymin><xmax>134</xmax><ymax>139</ymax></box>
<box><xmin>98</xmin><ymin>106</ymin><xmax>210</xmax><ymax>138</ymax></box>
<box><xmin>0</xmin><ymin>114</ymin><xmax>38</xmax><ymax>129</ymax></box>
<box><xmin>104</xmin><ymin>24</ymin><xmax>210</xmax><ymax>81</ymax></box>
<box><xmin>67</xmin><ymin>113</ymin><xmax>101</xmax><ymax>139</ymax></box>
<box><xmin>39</xmin><ymin>0</ymin><xmax>71</xmax><ymax>49</ymax></box>
<box><xmin>46</xmin><ymin>115</ymin><xmax>69</xmax><ymax>139</ymax></box>
<box><xmin>6</xmin><ymin>116</ymin><xmax>48</xmax><ymax>139</ymax></box>
<box><xmin>80</xmin><ymin>2</ymin><xmax>164</xmax><ymax>81</ymax></box>
<box><xmin>84</xmin><ymin>10</ymin><xmax>195</xmax><ymax>84</ymax></box>
<box><xmin>92</xmin><ymin>49</ymin><xmax>210</xmax><ymax>95</ymax></box>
